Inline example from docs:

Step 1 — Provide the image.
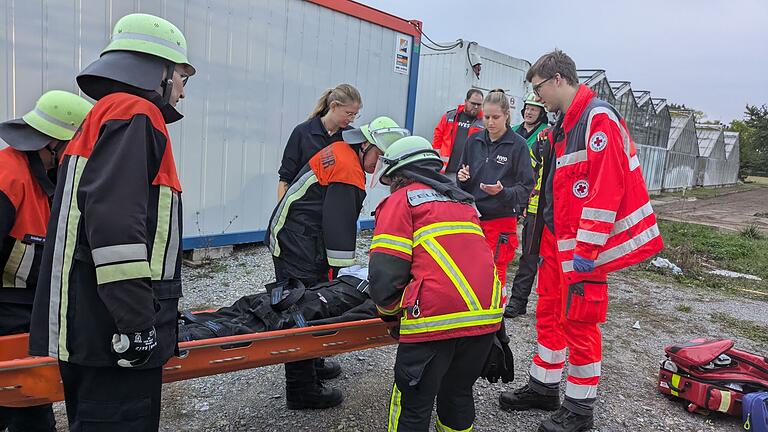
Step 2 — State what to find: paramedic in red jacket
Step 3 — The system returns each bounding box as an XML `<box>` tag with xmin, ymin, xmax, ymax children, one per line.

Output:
<box><xmin>432</xmin><ymin>89</ymin><xmax>485</xmax><ymax>177</ymax></box>
<box><xmin>369</xmin><ymin>136</ymin><xmax>503</xmax><ymax>432</ymax></box>
<box><xmin>499</xmin><ymin>50</ymin><xmax>663</xmax><ymax>432</ymax></box>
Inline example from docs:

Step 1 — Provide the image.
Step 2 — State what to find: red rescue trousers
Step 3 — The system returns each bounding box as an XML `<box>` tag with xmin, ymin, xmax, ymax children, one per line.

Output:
<box><xmin>528</xmin><ymin>226</ymin><xmax>607</xmax><ymax>409</ymax></box>
<box><xmin>479</xmin><ymin>217</ymin><xmax>518</xmax><ymax>290</ymax></box>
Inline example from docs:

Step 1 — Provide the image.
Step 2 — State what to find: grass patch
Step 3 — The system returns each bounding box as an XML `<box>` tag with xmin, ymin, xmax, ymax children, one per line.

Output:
<box><xmin>637</xmin><ymin>220</ymin><xmax>768</xmax><ymax>298</ymax></box>
<box><xmin>710</xmin><ymin>312</ymin><xmax>768</xmax><ymax>345</ymax></box>
<box><xmin>675</xmin><ymin>304</ymin><xmax>692</xmax><ymax>313</ymax></box>
<box><xmin>740</xmin><ymin>224</ymin><xmax>764</xmax><ymax>240</ymax></box>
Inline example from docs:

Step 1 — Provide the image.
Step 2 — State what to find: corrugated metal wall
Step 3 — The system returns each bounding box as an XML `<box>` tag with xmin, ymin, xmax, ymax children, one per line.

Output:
<box><xmin>1</xmin><ymin>0</ymin><xmax>413</xmax><ymax>246</ymax></box>
<box><xmin>413</xmin><ymin>43</ymin><xmax>529</xmax><ymax>139</ymax></box>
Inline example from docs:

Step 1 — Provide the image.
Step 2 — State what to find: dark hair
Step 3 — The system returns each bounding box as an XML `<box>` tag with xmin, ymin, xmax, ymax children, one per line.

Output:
<box><xmin>465</xmin><ymin>88</ymin><xmax>484</xmax><ymax>101</ymax></box>
<box><xmin>388</xmin><ymin>173</ymin><xmax>416</xmax><ymax>193</ymax></box>
<box><xmin>483</xmin><ymin>88</ymin><xmax>511</xmax><ymax>126</ymax></box>
<box><xmin>526</xmin><ymin>49</ymin><xmax>578</xmax><ymax>87</ymax></box>
<box><xmin>308</xmin><ymin>84</ymin><xmax>362</xmax><ymax>119</ymax></box>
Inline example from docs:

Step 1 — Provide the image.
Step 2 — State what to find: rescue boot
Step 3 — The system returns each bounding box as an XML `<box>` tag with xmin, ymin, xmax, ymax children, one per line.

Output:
<box><xmin>499</xmin><ymin>383</ymin><xmax>560</xmax><ymax>412</ymax></box>
<box><xmin>537</xmin><ymin>406</ymin><xmax>594</xmax><ymax>432</ymax></box>
<box><xmin>503</xmin><ymin>302</ymin><xmax>527</xmax><ymax>318</ymax></box>
<box><xmin>285</xmin><ymin>359</ymin><xmax>344</xmax><ymax>410</ymax></box>
<box><xmin>314</xmin><ymin>357</ymin><xmax>342</xmax><ymax>380</ymax></box>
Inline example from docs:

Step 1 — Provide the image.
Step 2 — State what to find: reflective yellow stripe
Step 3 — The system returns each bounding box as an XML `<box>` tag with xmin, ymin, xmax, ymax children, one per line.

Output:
<box><xmin>2</xmin><ymin>240</ymin><xmax>26</xmax><ymax>287</ymax></box>
<box><xmin>388</xmin><ymin>382</ymin><xmax>402</xmax><ymax>432</ymax></box>
<box><xmin>95</xmin><ymin>261</ymin><xmax>151</xmax><ymax>285</ymax></box>
<box><xmin>150</xmin><ymin>186</ymin><xmax>172</xmax><ymax>280</ymax></box>
<box><xmin>412</xmin><ymin>221</ymin><xmax>483</xmax><ymax>246</ymax></box>
<box><xmin>436</xmin><ymin>417</ymin><xmax>473</xmax><ymax>432</ymax></box>
<box><xmin>670</xmin><ymin>374</ymin><xmax>681</xmax><ymax>397</ymax></box>
<box><xmin>269</xmin><ymin>171</ymin><xmax>318</xmax><ymax>257</ymax></box>
<box><xmin>377</xmin><ymin>304</ymin><xmax>401</xmax><ymax>316</ymax></box>
<box><xmin>327</xmin><ymin>256</ymin><xmax>355</xmax><ymax>267</ymax></box>
<box><xmin>58</xmin><ymin>156</ymin><xmax>88</xmax><ymax>361</ymax></box>
<box><xmin>400</xmin><ymin>308</ymin><xmax>503</xmax><ymax>334</ymax></box>
<box><xmin>492</xmin><ymin>271</ymin><xmax>502</xmax><ymax>309</ymax></box>
<box><xmin>371</xmin><ymin>234</ymin><xmax>413</xmax><ymax>255</ymax></box>
<box><xmin>718</xmin><ymin>390</ymin><xmax>731</xmax><ymax>412</ymax></box>
<box><xmin>421</xmin><ymin>238</ymin><xmax>481</xmax><ymax>311</ymax></box>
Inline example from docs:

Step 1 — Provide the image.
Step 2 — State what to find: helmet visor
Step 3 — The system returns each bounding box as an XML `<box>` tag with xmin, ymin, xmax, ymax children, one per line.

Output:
<box><xmin>369</xmin><ymin>127</ymin><xmax>410</xmax><ymax>149</ymax></box>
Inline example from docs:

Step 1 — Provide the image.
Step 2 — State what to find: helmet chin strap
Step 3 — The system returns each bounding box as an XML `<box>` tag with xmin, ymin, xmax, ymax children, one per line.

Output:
<box><xmin>160</xmin><ymin>63</ymin><xmax>175</xmax><ymax>105</ymax></box>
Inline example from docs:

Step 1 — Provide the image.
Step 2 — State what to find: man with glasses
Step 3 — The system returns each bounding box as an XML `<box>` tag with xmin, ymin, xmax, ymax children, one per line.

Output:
<box><xmin>498</xmin><ymin>50</ymin><xmax>662</xmax><ymax>432</ymax></box>
<box><xmin>432</xmin><ymin>89</ymin><xmax>485</xmax><ymax>178</ymax></box>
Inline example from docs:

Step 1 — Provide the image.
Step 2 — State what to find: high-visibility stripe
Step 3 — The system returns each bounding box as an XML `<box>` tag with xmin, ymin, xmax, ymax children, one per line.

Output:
<box><xmin>491</xmin><ymin>271</ymin><xmax>502</xmax><ymax>309</ymax></box>
<box><xmin>371</xmin><ymin>234</ymin><xmax>413</xmax><ymax>255</ymax></box>
<box><xmin>569</xmin><ymin>362</ymin><xmax>602</xmax><ymax>379</ymax></box>
<box><xmin>54</xmin><ymin>156</ymin><xmax>87</xmax><ymax>361</ymax></box>
<box><xmin>95</xmin><ymin>261</ymin><xmax>151</xmax><ymax>285</ymax></box>
<box><xmin>399</xmin><ymin>308</ymin><xmax>503</xmax><ymax>334</ymax></box>
<box><xmin>163</xmin><ymin>191</ymin><xmax>180</xmax><ymax>280</ymax></box>
<box><xmin>584</xmin><ymin>107</ymin><xmax>638</xmax><ymax>171</ymax></box>
<box><xmin>717</xmin><ymin>390</ymin><xmax>732</xmax><ymax>412</ymax></box>
<box><xmin>670</xmin><ymin>374</ymin><xmax>681</xmax><ymax>397</ymax></box>
<box><xmin>436</xmin><ymin>417</ymin><xmax>473</xmax><ymax>432</ymax></box>
<box><xmin>111</xmin><ymin>32</ymin><xmax>188</xmax><ymax>56</ymax></box>
<box><xmin>421</xmin><ymin>238</ymin><xmax>481</xmax><ymax>311</ymax></box>
<box><xmin>576</xmin><ymin>229</ymin><xmax>609</xmax><ymax>246</ymax></box>
<box><xmin>412</xmin><ymin>221</ymin><xmax>483</xmax><ymax>246</ymax></box>
<box><xmin>326</xmin><ymin>249</ymin><xmax>355</xmax><ymax>260</ymax></box>
<box><xmin>556</xmin><ymin>150</ymin><xmax>587</xmax><ymax>168</ymax></box>
<box><xmin>91</xmin><ymin>243</ymin><xmax>147</xmax><ymax>266</ymax></box>
<box><xmin>581</xmin><ymin>207</ymin><xmax>616</xmax><ymax>223</ymax></box>
<box><xmin>629</xmin><ymin>154</ymin><xmax>640</xmax><ymax>171</ymax></box>
<box><xmin>268</xmin><ymin>170</ymin><xmax>318</xmax><ymax>257</ymax></box>
<box><xmin>562</xmin><ymin>223</ymin><xmax>661</xmax><ymax>273</ymax></box>
<box><xmin>2</xmin><ymin>240</ymin><xmax>33</xmax><ymax>288</ymax></box>
<box><xmin>150</xmin><ymin>186</ymin><xmax>172</xmax><ymax>280</ymax></box>
<box><xmin>529</xmin><ymin>363</ymin><xmax>564</xmax><ymax>384</ymax></box>
<box><xmin>611</xmin><ymin>202</ymin><xmax>653</xmax><ymax>236</ymax></box>
<box><xmin>388</xmin><ymin>383</ymin><xmax>402</xmax><ymax>432</ymax></box>
<box><xmin>565</xmin><ymin>382</ymin><xmax>598</xmax><ymax>400</ymax></box>
<box><xmin>31</xmin><ymin>107</ymin><xmax>79</xmax><ymax>132</ymax></box>
<box><xmin>557</xmin><ymin>238</ymin><xmax>576</xmax><ymax>252</ymax></box>
<box><xmin>537</xmin><ymin>343</ymin><xmax>567</xmax><ymax>364</ymax></box>
<box><xmin>328</xmin><ymin>256</ymin><xmax>356</xmax><ymax>267</ymax></box>
<box><xmin>376</xmin><ymin>304</ymin><xmax>401</xmax><ymax>316</ymax></box>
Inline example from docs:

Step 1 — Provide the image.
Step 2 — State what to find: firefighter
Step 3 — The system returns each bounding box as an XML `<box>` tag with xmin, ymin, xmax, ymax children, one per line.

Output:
<box><xmin>277</xmin><ymin>84</ymin><xmax>362</xmax><ymax>200</ymax></box>
<box><xmin>432</xmin><ymin>89</ymin><xmax>485</xmax><ymax>177</ymax></box>
<box><xmin>457</xmin><ymin>89</ymin><xmax>535</xmax><ymax>289</ymax></box>
<box><xmin>29</xmin><ymin>13</ymin><xmax>195</xmax><ymax>431</ymax></box>
<box><xmin>368</xmin><ymin>135</ymin><xmax>503</xmax><ymax>432</ymax></box>
<box><xmin>0</xmin><ymin>90</ymin><xmax>92</xmax><ymax>432</ymax></box>
<box><xmin>266</xmin><ymin>116</ymin><xmax>409</xmax><ymax>410</ymax></box>
<box><xmin>498</xmin><ymin>50</ymin><xmax>663</xmax><ymax>432</ymax></box>
<box><xmin>505</xmin><ymin>93</ymin><xmax>550</xmax><ymax>318</ymax></box>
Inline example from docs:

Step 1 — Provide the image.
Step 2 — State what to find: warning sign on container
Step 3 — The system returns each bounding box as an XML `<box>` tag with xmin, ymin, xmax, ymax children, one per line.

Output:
<box><xmin>394</xmin><ymin>33</ymin><xmax>411</xmax><ymax>75</ymax></box>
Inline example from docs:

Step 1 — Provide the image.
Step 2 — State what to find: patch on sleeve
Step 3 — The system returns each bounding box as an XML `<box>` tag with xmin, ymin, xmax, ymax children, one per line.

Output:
<box><xmin>572</xmin><ymin>180</ymin><xmax>589</xmax><ymax>198</ymax></box>
<box><xmin>406</xmin><ymin>189</ymin><xmax>453</xmax><ymax>207</ymax></box>
<box><xmin>589</xmin><ymin>131</ymin><xmax>608</xmax><ymax>152</ymax></box>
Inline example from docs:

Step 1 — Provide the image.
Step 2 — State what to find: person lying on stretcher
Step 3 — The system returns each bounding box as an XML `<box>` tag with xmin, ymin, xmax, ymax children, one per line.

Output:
<box><xmin>178</xmin><ymin>266</ymin><xmax>375</xmax><ymax>341</ymax></box>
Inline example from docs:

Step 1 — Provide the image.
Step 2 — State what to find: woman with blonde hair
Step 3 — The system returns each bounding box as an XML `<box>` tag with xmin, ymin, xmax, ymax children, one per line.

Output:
<box><xmin>277</xmin><ymin>84</ymin><xmax>362</xmax><ymax>199</ymax></box>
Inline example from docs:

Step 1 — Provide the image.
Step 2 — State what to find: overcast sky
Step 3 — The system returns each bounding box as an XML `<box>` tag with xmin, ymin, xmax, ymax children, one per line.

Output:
<box><xmin>360</xmin><ymin>0</ymin><xmax>767</xmax><ymax>123</ymax></box>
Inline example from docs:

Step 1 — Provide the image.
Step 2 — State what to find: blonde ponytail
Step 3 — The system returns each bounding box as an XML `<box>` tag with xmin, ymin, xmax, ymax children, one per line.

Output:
<box><xmin>308</xmin><ymin>84</ymin><xmax>362</xmax><ymax>120</ymax></box>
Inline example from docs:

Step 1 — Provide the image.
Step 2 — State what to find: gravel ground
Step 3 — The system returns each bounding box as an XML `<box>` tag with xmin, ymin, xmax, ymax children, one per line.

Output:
<box><xmin>48</xmin><ymin>231</ymin><xmax>766</xmax><ymax>431</ymax></box>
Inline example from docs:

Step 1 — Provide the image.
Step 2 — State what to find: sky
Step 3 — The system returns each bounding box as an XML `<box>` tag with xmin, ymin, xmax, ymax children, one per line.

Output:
<box><xmin>360</xmin><ymin>0</ymin><xmax>768</xmax><ymax>123</ymax></box>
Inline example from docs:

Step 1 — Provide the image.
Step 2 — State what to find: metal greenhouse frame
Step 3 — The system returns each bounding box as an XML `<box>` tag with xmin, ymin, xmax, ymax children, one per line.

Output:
<box><xmin>610</xmin><ymin>81</ymin><xmax>637</xmax><ymax>124</ymax></box>
<box><xmin>723</xmin><ymin>132</ymin><xmax>740</xmax><ymax>184</ymax></box>
<box><xmin>696</xmin><ymin>124</ymin><xmax>729</xmax><ymax>187</ymax></box>
<box><xmin>578</xmin><ymin>70</ymin><xmax>616</xmax><ymax>105</ymax></box>
<box><xmin>663</xmin><ymin>110</ymin><xmax>699</xmax><ymax>190</ymax></box>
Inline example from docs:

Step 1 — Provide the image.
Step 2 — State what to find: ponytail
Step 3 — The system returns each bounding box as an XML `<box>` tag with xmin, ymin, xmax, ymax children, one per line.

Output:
<box><xmin>308</xmin><ymin>84</ymin><xmax>362</xmax><ymax>120</ymax></box>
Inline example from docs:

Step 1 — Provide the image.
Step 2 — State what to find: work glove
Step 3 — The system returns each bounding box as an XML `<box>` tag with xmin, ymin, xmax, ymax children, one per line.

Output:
<box><xmin>572</xmin><ymin>254</ymin><xmax>595</xmax><ymax>273</ymax></box>
<box><xmin>111</xmin><ymin>327</ymin><xmax>157</xmax><ymax>368</ymax></box>
<box><xmin>481</xmin><ymin>322</ymin><xmax>515</xmax><ymax>384</ymax></box>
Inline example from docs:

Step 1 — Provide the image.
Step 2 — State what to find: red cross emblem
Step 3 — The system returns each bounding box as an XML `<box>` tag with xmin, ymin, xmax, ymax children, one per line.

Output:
<box><xmin>589</xmin><ymin>132</ymin><xmax>608</xmax><ymax>152</ymax></box>
<box><xmin>572</xmin><ymin>180</ymin><xmax>589</xmax><ymax>198</ymax></box>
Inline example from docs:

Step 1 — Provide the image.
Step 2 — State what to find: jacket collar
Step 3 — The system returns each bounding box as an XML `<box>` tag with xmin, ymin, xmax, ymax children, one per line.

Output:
<box><xmin>562</xmin><ymin>84</ymin><xmax>595</xmax><ymax>133</ymax></box>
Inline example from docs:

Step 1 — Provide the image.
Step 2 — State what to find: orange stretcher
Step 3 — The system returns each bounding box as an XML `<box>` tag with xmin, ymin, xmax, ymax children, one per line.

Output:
<box><xmin>0</xmin><ymin>318</ymin><xmax>395</xmax><ymax>408</ymax></box>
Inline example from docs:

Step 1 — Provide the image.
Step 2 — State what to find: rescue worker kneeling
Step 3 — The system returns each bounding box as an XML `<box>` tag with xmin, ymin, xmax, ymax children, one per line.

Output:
<box><xmin>265</xmin><ymin>116</ymin><xmax>409</xmax><ymax>409</ymax></box>
<box><xmin>368</xmin><ymin>136</ymin><xmax>505</xmax><ymax>432</ymax></box>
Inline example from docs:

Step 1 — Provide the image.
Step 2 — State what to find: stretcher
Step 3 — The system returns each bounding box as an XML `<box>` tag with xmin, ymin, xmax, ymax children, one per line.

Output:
<box><xmin>0</xmin><ymin>318</ymin><xmax>395</xmax><ymax>408</ymax></box>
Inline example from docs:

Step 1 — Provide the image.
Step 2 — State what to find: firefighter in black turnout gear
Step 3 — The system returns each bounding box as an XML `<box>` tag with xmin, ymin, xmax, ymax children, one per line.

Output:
<box><xmin>28</xmin><ymin>13</ymin><xmax>196</xmax><ymax>432</ymax></box>
<box><xmin>266</xmin><ymin>116</ymin><xmax>407</xmax><ymax>410</ymax></box>
<box><xmin>0</xmin><ymin>90</ymin><xmax>92</xmax><ymax>432</ymax></box>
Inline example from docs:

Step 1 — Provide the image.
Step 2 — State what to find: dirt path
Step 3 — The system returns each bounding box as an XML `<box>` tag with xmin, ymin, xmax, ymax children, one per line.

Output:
<box><xmin>654</xmin><ymin>186</ymin><xmax>768</xmax><ymax>233</ymax></box>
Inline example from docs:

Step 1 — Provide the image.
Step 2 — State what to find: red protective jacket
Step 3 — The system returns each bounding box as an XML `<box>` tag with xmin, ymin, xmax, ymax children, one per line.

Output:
<box><xmin>432</xmin><ymin>104</ymin><xmax>484</xmax><ymax>173</ymax></box>
<box><xmin>547</xmin><ymin>85</ymin><xmax>663</xmax><ymax>284</ymax></box>
<box><xmin>368</xmin><ymin>183</ymin><xmax>503</xmax><ymax>343</ymax></box>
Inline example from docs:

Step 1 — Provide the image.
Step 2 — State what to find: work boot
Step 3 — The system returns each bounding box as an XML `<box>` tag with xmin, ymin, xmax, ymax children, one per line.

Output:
<box><xmin>286</xmin><ymin>381</ymin><xmax>344</xmax><ymax>410</ymax></box>
<box><xmin>314</xmin><ymin>358</ymin><xmax>342</xmax><ymax>380</ymax></box>
<box><xmin>537</xmin><ymin>406</ymin><xmax>594</xmax><ymax>432</ymax></box>
<box><xmin>503</xmin><ymin>302</ymin><xmax>527</xmax><ymax>318</ymax></box>
<box><xmin>499</xmin><ymin>384</ymin><xmax>560</xmax><ymax>412</ymax></box>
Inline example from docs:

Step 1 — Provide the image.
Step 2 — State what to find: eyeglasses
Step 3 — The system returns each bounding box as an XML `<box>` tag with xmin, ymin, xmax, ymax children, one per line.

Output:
<box><xmin>181</xmin><ymin>75</ymin><xmax>190</xmax><ymax>86</ymax></box>
<box><xmin>344</xmin><ymin>110</ymin><xmax>361</xmax><ymax>120</ymax></box>
<box><xmin>467</xmin><ymin>101</ymin><xmax>482</xmax><ymax>108</ymax></box>
<box><xmin>532</xmin><ymin>76</ymin><xmax>554</xmax><ymax>97</ymax></box>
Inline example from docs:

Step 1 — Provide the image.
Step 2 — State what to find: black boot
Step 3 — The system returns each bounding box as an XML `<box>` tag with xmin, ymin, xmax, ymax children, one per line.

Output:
<box><xmin>537</xmin><ymin>406</ymin><xmax>594</xmax><ymax>432</ymax></box>
<box><xmin>314</xmin><ymin>358</ymin><xmax>342</xmax><ymax>380</ymax></box>
<box><xmin>503</xmin><ymin>302</ymin><xmax>527</xmax><ymax>318</ymax></box>
<box><xmin>499</xmin><ymin>383</ymin><xmax>560</xmax><ymax>412</ymax></box>
<box><xmin>285</xmin><ymin>359</ymin><xmax>344</xmax><ymax>410</ymax></box>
